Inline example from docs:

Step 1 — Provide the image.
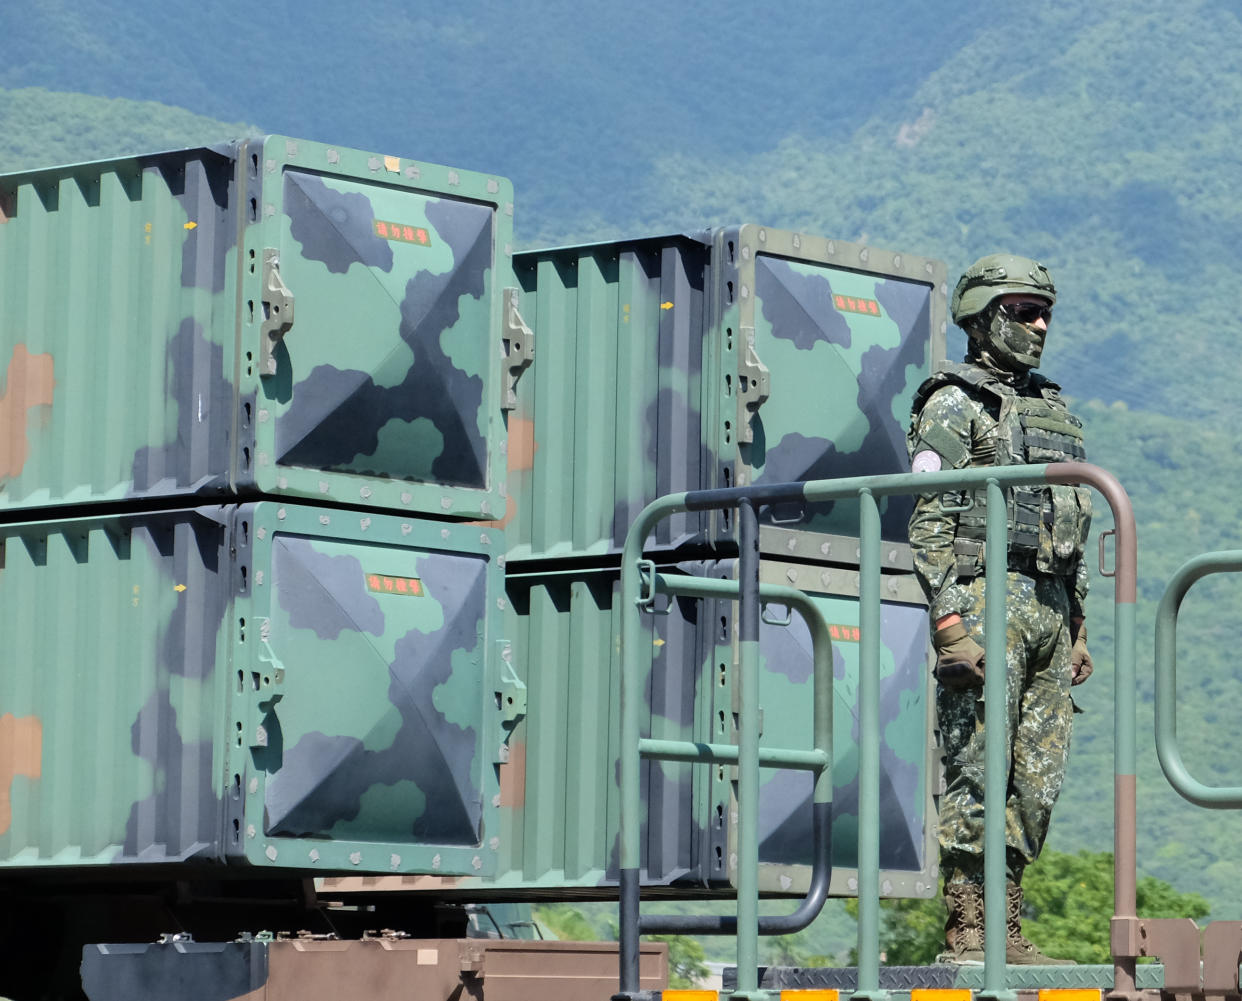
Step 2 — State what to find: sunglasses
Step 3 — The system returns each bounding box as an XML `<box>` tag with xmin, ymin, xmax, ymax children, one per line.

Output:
<box><xmin>1003</xmin><ymin>301</ymin><xmax>1052</xmax><ymax>324</ymax></box>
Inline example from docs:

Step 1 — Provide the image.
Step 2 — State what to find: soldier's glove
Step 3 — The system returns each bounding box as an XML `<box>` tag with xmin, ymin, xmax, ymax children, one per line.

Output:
<box><xmin>932</xmin><ymin>622</ymin><xmax>986</xmax><ymax>689</ymax></box>
<box><xmin>1070</xmin><ymin>620</ymin><xmax>1093</xmax><ymax>686</ymax></box>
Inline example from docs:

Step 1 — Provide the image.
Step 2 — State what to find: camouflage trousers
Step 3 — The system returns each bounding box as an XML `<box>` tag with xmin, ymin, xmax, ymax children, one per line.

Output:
<box><xmin>937</xmin><ymin>571</ymin><xmax>1074</xmax><ymax>886</ymax></box>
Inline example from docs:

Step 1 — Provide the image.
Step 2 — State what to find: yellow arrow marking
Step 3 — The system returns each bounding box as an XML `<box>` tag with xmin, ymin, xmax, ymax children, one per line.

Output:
<box><xmin>653</xmin><ymin>637</ymin><xmax>665</xmax><ymax>648</ymax></box>
<box><xmin>183</xmin><ymin>221</ymin><xmax>197</xmax><ymax>230</ymax></box>
<box><xmin>174</xmin><ymin>584</ymin><xmax>187</xmax><ymax>592</ymax></box>
<box><xmin>661</xmin><ymin>301</ymin><xmax>674</xmax><ymax>310</ymax></box>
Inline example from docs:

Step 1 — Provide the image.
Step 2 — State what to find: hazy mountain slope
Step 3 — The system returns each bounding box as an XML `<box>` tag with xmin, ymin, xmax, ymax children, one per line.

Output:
<box><xmin>2</xmin><ymin>1</ymin><xmax>981</xmax><ymax>232</ymax></box>
<box><xmin>621</xmin><ymin>0</ymin><xmax>1242</xmax><ymax>419</ymax></box>
<box><xmin>0</xmin><ymin>87</ymin><xmax>253</xmax><ymax>169</ymax></box>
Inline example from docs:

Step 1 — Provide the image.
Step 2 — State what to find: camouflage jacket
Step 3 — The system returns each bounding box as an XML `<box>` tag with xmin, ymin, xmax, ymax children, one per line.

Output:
<box><xmin>906</xmin><ymin>362</ymin><xmax>1091</xmax><ymax>622</ymax></box>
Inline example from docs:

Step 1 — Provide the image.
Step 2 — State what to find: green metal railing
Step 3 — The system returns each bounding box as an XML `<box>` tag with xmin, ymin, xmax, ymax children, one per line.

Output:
<box><xmin>1155</xmin><ymin>551</ymin><xmax>1242</xmax><ymax>807</ymax></box>
<box><xmin>615</xmin><ymin>462</ymin><xmax>1137</xmax><ymax>1001</ymax></box>
<box><xmin>633</xmin><ymin>570</ymin><xmax>833</xmax><ymax>939</ymax></box>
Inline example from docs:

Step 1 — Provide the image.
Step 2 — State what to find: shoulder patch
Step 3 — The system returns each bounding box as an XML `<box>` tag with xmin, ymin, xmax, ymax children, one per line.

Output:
<box><xmin>909</xmin><ymin>384</ymin><xmax>976</xmax><ymax>468</ymax></box>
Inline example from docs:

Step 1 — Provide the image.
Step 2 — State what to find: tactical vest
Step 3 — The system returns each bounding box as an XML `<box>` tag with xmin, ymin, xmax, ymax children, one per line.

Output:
<box><xmin>912</xmin><ymin>363</ymin><xmax>1091</xmax><ymax>577</ymax></box>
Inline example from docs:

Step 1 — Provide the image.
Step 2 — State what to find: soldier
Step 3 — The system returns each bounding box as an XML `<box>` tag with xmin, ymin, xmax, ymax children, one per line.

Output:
<box><xmin>907</xmin><ymin>254</ymin><xmax>1093</xmax><ymax>965</ymax></box>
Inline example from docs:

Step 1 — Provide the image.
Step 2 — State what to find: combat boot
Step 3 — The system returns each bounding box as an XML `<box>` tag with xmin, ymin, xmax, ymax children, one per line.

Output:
<box><xmin>1005</xmin><ymin>883</ymin><xmax>1075</xmax><ymax>965</ymax></box>
<box><xmin>939</xmin><ymin>883</ymin><xmax>985</xmax><ymax>965</ymax></box>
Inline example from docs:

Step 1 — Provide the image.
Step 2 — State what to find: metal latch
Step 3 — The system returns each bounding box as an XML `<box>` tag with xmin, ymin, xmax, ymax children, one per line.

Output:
<box><xmin>502</xmin><ymin>287</ymin><xmax>534</xmax><ymax>410</ymax></box>
<box><xmin>736</xmin><ymin>324</ymin><xmax>770</xmax><ymax>445</ymax></box>
<box><xmin>494</xmin><ymin>641</ymin><xmax>527</xmax><ymax>764</ymax></box>
<box><xmin>496</xmin><ymin>640</ymin><xmax>527</xmax><ymax>725</ymax></box>
<box><xmin>260</xmin><ymin>249</ymin><xmax>295</xmax><ymax>377</ymax></box>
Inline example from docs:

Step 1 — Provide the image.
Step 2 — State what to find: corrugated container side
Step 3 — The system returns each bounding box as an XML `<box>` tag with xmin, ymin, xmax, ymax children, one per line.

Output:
<box><xmin>510</xmin><ymin>236</ymin><xmax>710</xmax><ymax>560</ymax></box>
<box><xmin>0</xmin><ymin>150</ymin><xmax>240</xmax><ymax>513</ymax></box>
<box><xmin>494</xmin><ymin>561</ymin><xmax>716</xmax><ymax>890</ymax></box>
<box><xmin>0</xmin><ymin>510</ymin><xmax>231</xmax><ymax>865</ymax></box>
<box><xmin>339</xmin><ymin>548</ymin><xmax>935</xmax><ymax>899</ymax></box>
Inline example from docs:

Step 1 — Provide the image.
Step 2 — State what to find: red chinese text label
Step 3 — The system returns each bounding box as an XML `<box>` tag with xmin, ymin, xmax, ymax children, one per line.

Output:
<box><xmin>366</xmin><ymin>573</ymin><xmax>424</xmax><ymax>597</ymax></box>
<box><xmin>373</xmin><ymin>220</ymin><xmax>432</xmax><ymax>246</ymax></box>
<box><xmin>833</xmin><ymin>294</ymin><xmax>881</xmax><ymax>317</ymax></box>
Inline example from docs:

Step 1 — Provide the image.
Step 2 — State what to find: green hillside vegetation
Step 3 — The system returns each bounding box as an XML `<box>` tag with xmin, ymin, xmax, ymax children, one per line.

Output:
<box><xmin>854</xmin><ymin>850</ymin><xmax>1211</xmax><ymax>966</ymax></box>
<box><xmin>0</xmin><ymin>87</ymin><xmax>254</xmax><ymax>171</ymax></box>
<box><xmin>0</xmin><ymin>2</ymin><xmax>981</xmax><ymax>234</ymax></box>
<box><xmin>535</xmin><ymin>852</ymin><xmax>1212</xmax><ymax>969</ymax></box>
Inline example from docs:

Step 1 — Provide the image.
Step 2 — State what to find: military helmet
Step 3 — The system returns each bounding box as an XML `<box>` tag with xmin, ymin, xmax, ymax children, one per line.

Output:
<box><xmin>950</xmin><ymin>254</ymin><xmax>1056</xmax><ymax>328</ymax></box>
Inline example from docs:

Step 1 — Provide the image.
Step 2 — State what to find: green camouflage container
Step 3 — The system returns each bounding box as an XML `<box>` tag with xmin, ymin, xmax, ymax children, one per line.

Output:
<box><xmin>730</xmin><ymin>551</ymin><xmax>938</xmax><ymax>898</ymax></box>
<box><xmin>509</xmin><ymin>236</ymin><xmax>711</xmax><ymax>558</ymax></box>
<box><xmin>510</xmin><ymin>228</ymin><xmax>944</xmax><ymax>559</ymax></box>
<box><xmin>495</xmin><ymin>560</ymin><xmax>717</xmax><ymax>890</ymax></box>
<box><xmin>441</xmin><ymin>552</ymin><xmax>934</xmax><ymax>896</ymax></box>
<box><xmin>707</xmin><ymin>226</ymin><xmax>946</xmax><ymax>543</ymax></box>
<box><xmin>0</xmin><ymin>503</ymin><xmax>506</xmax><ymax>875</ymax></box>
<box><xmin>0</xmin><ymin>136</ymin><xmax>514</xmax><ymax>519</ymax></box>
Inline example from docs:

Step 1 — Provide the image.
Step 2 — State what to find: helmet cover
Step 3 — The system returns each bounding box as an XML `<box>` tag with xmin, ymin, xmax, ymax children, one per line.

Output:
<box><xmin>951</xmin><ymin>254</ymin><xmax>1056</xmax><ymax>327</ymax></box>
<box><xmin>952</xmin><ymin>254</ymin><xmax>1056</xmax><ymax>372</ymax></box>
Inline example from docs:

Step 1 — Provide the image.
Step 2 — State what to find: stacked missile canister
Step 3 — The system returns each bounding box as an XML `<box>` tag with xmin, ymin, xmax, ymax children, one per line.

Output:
<box><xmin>501</xmin><ymin>227</ymin><xmax>948</xmax><ymax>899</ymax></box>
<box><xmin>0</xmin><ymin>137</ymin><xmax>948</xmax><ymax>944</ymax></box>
<box><xmin>0</xmin><ymin>137</ymin><xmax>516</xmax><ymax>882</ymax></box>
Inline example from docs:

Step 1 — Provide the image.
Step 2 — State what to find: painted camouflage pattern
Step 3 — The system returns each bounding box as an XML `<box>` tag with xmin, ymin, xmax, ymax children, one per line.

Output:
<box><xmin>506</xmin><ymin>227</ymin><xmax>944</xmax><ymax>560</ymax></box>
<box><xmin>935</xmin><ymin>573</ymin><xmax>1075</xmax><ymax>883</ymax></box>
<box><xmin>0</xmin><ymin>136</ymin><xmax>513</xmax><ymax>519</ymax></box>
<box><xmin>0</xmin><ymin>502</ymin><xmax>504</xmax><ymax>875</ymax></box>
<box><xmin>710</xmin><ymin>226</ymin><xmax>947</xmax><ymax>545</ymax></box>
<box><xmin>493</xmin><ymin>560</ymin><xmax>716</xmax><ymax>889</ymax></box>
<box><xmin>508</xmin><ymin>236</ymin><xmax>711</xmax><ymax>558</ymax></box>
<box><xmin>906</xmin><ymin>365</ymin><xmax>1091</xmax><ymax>622</ymax></box>
<box><xmin>0</xmin><ymin>508</ymin><xmax>231</xmax><ymax>865</ymax></box>
<box><xmin>440</xmin><ymin>552</ymin><xmax>937</xmax><ymax>897</ymax></box>
<box><xmin>0</xmin><ymin>147</ymin><xmax>238</xmax><ymax>511</ymax></box>
<box><xmin>724</xmin><ymin>556</ymin><xmax>939</xmax><ymax>898</ymax></box>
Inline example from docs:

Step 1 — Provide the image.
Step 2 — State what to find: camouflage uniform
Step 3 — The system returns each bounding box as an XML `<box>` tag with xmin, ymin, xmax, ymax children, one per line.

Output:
<box><xmin>907</xmin><ymin>359</ymin><xmax>1090</xmax><ymax>886</ymax></box>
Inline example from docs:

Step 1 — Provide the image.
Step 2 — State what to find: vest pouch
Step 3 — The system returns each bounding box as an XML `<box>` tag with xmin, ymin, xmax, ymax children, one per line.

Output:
<box><xmin>1038</xmin><ymin>484</ymin><xmax>1092</xmax><ymax>575</ymax></box>
<box><xmin>1009</xmin><ymin>485</ymin><xmax>1044</xmax><ymax>556</ymax></box>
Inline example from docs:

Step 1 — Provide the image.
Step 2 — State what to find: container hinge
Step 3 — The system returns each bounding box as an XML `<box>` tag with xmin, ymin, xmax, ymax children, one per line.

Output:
<box><xmin>501</xmin><ymin>287</ymin><xmax>534</xmax><ymax>411</ymax></box>
<box><xmin>260</xmin><ymin>249</ymin><xmax>295</xmax><ymax>377</ymax></box>
<box><xmin>736</xmin><ymin>324</ymin><xmax>770</xmax><ymax>445</ymax></box>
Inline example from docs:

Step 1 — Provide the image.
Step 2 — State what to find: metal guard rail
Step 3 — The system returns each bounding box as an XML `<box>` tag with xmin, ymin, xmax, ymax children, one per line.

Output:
<box><xmin>1155</xmin><ymin>550</ymin><xmax>1242</xmax><ymax>807</ymax></box>
<box><xmin>636</xmin><ymin>573</ymin><xmax>832</xmax><ymax>937</ymax></box>
<box><xmin>616</xmin><ymin>463</ymin><xmax>1137</xmax><ymax>1001</ymax></box>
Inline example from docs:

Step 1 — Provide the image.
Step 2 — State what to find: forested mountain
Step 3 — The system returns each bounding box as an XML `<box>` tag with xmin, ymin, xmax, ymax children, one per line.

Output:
<box><xmin>4</xmin><ymin>0</ymin><xmax>1242</xmax><ymax>935</ymax></box>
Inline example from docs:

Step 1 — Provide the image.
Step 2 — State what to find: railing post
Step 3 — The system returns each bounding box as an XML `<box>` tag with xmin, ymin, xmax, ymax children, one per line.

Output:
<box><xmin>618</xmin><ymin>500</ymin><xmax>673</xmax><ymax>996</ymax></box>
<box><xmin>734</xmin><ymin>496</ymin><xmax>762</xmax><ymax>994</ymax></box>
<box><xmin>1067</xmin><ymin>468</ymin><xmax>1139</xmax><ymax>1001</ymax></box>
<box><xmin>979</xmin><ymin>478</ymin><xmax>1016</xmax><ymax>999</ymax></box>
<box><xmin>853</xmin><ymin>488</ymin><xmax>887</xmax><ymax>1001</ymax></box>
